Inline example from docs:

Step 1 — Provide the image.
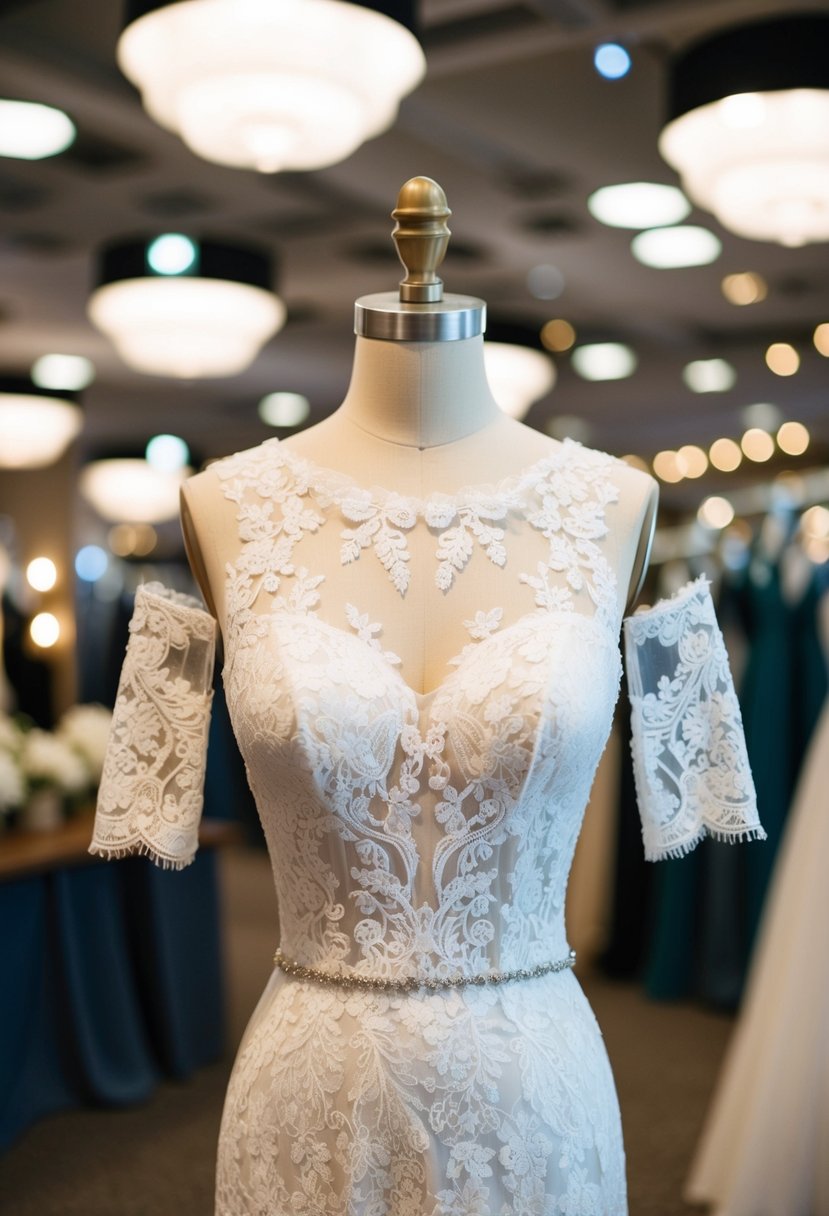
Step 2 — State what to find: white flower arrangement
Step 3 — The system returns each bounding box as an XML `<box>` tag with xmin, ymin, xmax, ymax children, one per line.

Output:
<box><xmin>58</xmin><ymin>704</ymin><xmax>113</xmax><ymax>784</ymax></box>
<box><xmin>21</xmin><ymin>728</ymin><xmax>89</xmax><ymax>796</ymax></box>
<box><xmin>0</xmin><ymin>749</ymin><xmax>24</xmax><ymax>813</ymax></box>
<box><xmin>0</xmin><ymin>713</ymin><xmax>25</xmax><ymax>817</ymax></box>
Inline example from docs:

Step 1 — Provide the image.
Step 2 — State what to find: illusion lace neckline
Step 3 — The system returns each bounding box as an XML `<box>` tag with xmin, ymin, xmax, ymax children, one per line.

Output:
<box><xmin>265</xmin><ymin>434</ymin><xmax>577</xmax><ymax>515</ymax></box>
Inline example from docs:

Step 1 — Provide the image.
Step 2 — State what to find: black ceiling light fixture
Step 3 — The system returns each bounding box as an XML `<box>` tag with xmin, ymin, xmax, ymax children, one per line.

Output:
<box><xmin>117</xmin><ymin>0</ymin><xmax>425</xmax><ymax>173</ymax></box>
<box><xmin>87</xmin><ymin>233</ymin><xmax>285</xmax><ymax>379</ymax></box>
<box><xmin>659</xmin><ymin>12</ymin><xmax>829</xmax><ymax>247</ymax></box>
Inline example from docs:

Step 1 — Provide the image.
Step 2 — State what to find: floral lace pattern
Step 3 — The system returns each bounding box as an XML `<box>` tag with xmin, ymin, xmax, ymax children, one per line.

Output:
<box><xmin>624</xmin><ymin>575</ymin><xmax>764</xmax><ymax>861</ymax></box>
<box><xmin>89</xmin><ymin>435</ymin><xmax>761</xmax><ymax>1215</ymax></box>
<box><xmin>89</xmin><ymin>583</ymin><xmax>216</xmax><ymax>870</ymax></box>
<box><xmin>207</xmin><ymin>437</ymin><xmax>632</xmax><ymax>1213</ymax></box>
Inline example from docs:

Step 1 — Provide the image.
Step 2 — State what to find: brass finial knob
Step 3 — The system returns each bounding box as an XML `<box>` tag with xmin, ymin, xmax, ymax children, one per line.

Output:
<box><xmin>392</xmin><ymin>176</ymin><xmax>452</xmax><ymax>304</ymax></box>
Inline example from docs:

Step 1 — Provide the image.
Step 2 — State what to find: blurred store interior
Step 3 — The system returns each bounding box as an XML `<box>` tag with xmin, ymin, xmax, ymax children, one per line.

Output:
<box><xmin>0</xmin><ymin>0</ymin><xmax>828</xmax><ymax>1213</ymax></box>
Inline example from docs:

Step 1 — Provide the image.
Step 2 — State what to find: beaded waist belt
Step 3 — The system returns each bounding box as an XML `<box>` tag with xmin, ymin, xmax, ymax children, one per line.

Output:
<box><xmin>272</xmin><ymin>947</ymin><xmax>577</xmax><ymax>992</ymax></box>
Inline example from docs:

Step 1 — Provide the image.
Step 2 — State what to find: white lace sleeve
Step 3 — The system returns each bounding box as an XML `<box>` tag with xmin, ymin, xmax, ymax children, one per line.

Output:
<box><xmin>88</xmin><ymin>582</ymin><xmax>217</xmax><ymax>871</ymax></box>
<box><xmin>623</xmin><ymin>575</ymin><xmax>765</xmax><ymax>862</ymax></box>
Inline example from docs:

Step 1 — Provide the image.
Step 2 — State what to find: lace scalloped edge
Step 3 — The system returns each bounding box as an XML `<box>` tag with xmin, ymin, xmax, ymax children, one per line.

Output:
<box><xmin>87</xmin><ymin>839</ymin><xmax>196</xmax><ymax>871</ymax></box>
<box><xmin>138</xmin><ymin>580</ymin><xmax>212</xmax><ymax>617</ymax></box>
<box><xmin>645</xmin><ymin>821</ymin><xmax>768</xmax><ymax>862</ymax></box>
<box><xmin>626</xmin><ymin>572</ymin><xmax>712</xmax><ymax>624</ymax></box>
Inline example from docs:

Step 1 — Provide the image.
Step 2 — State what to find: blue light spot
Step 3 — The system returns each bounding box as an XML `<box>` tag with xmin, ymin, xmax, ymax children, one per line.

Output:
<box><xmin>147</xmin><ymin>233</ymin><xmax>197</xmax><ymax>276</ymax></box>
<box><xmin>594</xmin><ymin>43</ymin><xmax>631</xmax><ymax>80</ymax></box>
<box><xmin>75</xmin><ymin>545</ymin><xmax>108</xmax><ymax>582</ymax></box>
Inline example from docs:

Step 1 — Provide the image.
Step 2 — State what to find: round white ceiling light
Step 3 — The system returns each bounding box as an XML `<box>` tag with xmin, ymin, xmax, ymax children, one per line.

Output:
<box><xmin>587</xmin><ymin>182</ymin><xmax>690</xmax><ymax>229</ymax></box>
<box><xmin>571</xmin><ymin>342</ymin><xmax>637</xmax><ymax>381</ymax></box>
<box><xmin>483</xmin><ymin>342</ymin><xmax>556</xmax><ymax>419</ymax></box>
<box><xmin>117</xmin><ymin>0</ymin><xmax>425</xmax><ymax>174</ymax></box>
<box><xmin>0</xmin><ymin>378</ymin><xmax>83</xmax><ymax>469</ymax></box>
<box><xmin>88</xmin><ymin>235</ymin><xmax>285</xmax><ymax>378</ymax></box>
<box><xmin>0</xmin><ymin>99</ymin><xmax>75</xmax><ymax>159</ymax></box>
<box><xmin>631</xmin><ymin>225</ymin><xmax>722</xmax><ymax>268</ymax></box>
<box><xmin>80</xmin><ymin>458</ymin><xmax>189</xmax><ymax>523</ymax></box>
<box><xmin>659</xmin><ymin>14</ymin><xmax>829</xmax><ymax>246</ymax></box>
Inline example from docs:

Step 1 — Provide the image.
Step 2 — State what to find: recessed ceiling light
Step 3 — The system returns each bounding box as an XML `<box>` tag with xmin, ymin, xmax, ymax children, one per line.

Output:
<box><xmin>777</xmin><ymin>421</ymin><xmax>810</xmax><ymax>456</ymax></box>
<box><xmin>0</xmin><ymin>99</ymin><xmax>76</xmax><ymax>160</ymax></box>
<box><xmin>709</xmin><ymin>437</ymin><xmax>742</xmax><ymax>472</ymax></box>
<box><xmin>682</xmin><ymin>358</ymin><xmax>736</xmax><ymax>393</ymax></box>
<box><xmin>677</xmin><ymin>444</ymin><xmax>708</xmax><ymax>477</ymax></box>
<box><xmin>765</xmin><ymin>342</ymin><xmax>799</xmax><ymax>376</ymax></box>
<box><xmin>593</xmin><ymin>43</ymin><xmax>631</xmax><ymax>80</ymax></box>
<box><xmin>146</xmin><ymin>433</ymin><xmax>190</xmax><ymax>472</ymax></box>
<box><xmin>571</xmin><ymin>342</ymin><xmax>637</xmax><ymax>381</ymax></box>
<box><xmin>587</xmin><ymin>182</ymin><xmax>690</xmax><ymax>229</ymax></box>
<box><xmin>26</xmin><ymin>557</ymin><xmax>57</xmax><ymax>592</ymax></box>
<box><xmin>741</xmin><ymin>427</ymin><xmax>775</xmax><ymax>462</ymax></box>
<box><xmin>698</xmin><ymin>495</ymin><xmax>735</xmax><ymax>529</ymax></box>
<box><xmin>31</xmin><ymin>354</ymin><xmax>96</xmax><ymax>392</ymax></box>
<box><xmin>483</xmin><ymin>343</ymin><xmax>555</xmax><ymax>419</ymax></box>
<box><xmin>526</xmin><ymin>264</ymin><xmax>565</xmax><ymax>300</ymax></box>
<box><xmin>652</xmin><ymin>450</ymin><xmax>684</xmax><ymax>483</ymax></box>
<box><xmin>258</xmin><ymin>391</ymin><xmax>310</xmax><ymax>428</ymax></box>
<box><xmin>721</xmin><ymin>271</ymin><xmax>767</xmax><ymax>305</ymax></box>
<box><xmin>813</xmin><ymin>323</ymin><xmax>829</xmax><ymax>356</ymax></box>
<box><xmin>742</xmin><ymin>402</ymin><xmax>783</xmax><ymax>431</ymax></box>
<box><xmin>632</xmin><ymin>225</ymin><xmax>722</xmax><ymax>268</ymax></box>
<box><xmin>147</xmin><ymin>233</ymin><xmax>198</xmax><ymax>275</ymax></box>
<box><xmin>75</xmin><ymin>545</ymin><xmax>109</xmax><ymax>583</ymax></box>
<box><xmin>540</xmin><ymin>319</ymin><xmax>576</xmax><ymax>352</ymax></box>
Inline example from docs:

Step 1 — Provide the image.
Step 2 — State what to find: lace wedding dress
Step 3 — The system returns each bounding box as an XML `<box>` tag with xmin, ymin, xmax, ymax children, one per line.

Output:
<box><xmin>89</xmin><ymin>437</ymin><xmax>763</xmax><ymax>1216</ymax></box>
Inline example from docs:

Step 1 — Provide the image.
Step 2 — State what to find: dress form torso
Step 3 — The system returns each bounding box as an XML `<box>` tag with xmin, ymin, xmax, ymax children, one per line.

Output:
<box><xmin>181</xmin><ymin>333</ymin><xmax>657</xmax><ymax>695</ymax></box>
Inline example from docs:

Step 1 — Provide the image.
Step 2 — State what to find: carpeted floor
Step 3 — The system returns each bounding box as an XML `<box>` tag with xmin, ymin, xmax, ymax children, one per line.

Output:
<box><xmin>0</xmin><ymin>847</ymin><xmax>725</xmax><ymax>1215</ymax></box>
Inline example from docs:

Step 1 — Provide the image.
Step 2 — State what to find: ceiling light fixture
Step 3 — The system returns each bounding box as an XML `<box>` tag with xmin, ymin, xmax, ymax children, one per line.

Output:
<box><xmin>631</xmin><ymin>225</ymin><xmax>721</xmax><ymax>268</ymax></box>
<box><xmin>698</xmin><ymin>496</ymin><xmax>735</xmax><ymax>529</ymax></box>
<box><xmin>258</xmin><ymin>391</ymin><xmax>311</xmax><ymax>429</ymax></box>
<box><xmin>741</xmin><ymin>428</ymin><xmax>775</xmax><ymax>462</ymax></box>
<box><xmin>709</xmin><ymin>437</ymin><xmax>742</xmax><ymax>472</ymax></box>
<box><xmin>659</xmin><ymin>14</ymin><xmax>829</xmax><ymax>246</ymax></box>
<box><xmin>777</xmin><ymin>421</ymin><xmax>810</xmax><ymax>456</ymax></box>
<box><xmin>31</xmin><ymin>353</ymin><xmax>95</xmax><ymax>391</ymax></box>
<box><xmin>80</xmin><ymin>458</ymin><xmax>189</xmax><ymax>524</ymax></box>
<box><xmin>0</xmin><ymin>377</ymin><xmax>83</xmax><ymax>469</ymax></box>
<box><xmin>764</xmin><ymin>343</ymin><xmax>799</xmax><ymax>377</ymax></box>
<box><xmin>682</xmin><ymin>358</ymin><xmax>736</xmax><ymax>393</ymax></box>
<box><xmin>594</xmin><ymin>43</ymin><xmax>631</xmax><ymax>80</ymax></box>
<box><xmin>0</xmin><ymin>99</ymin><xmax>75</xmax><ymax>160</ymax></box>
<box><xmin>117</xmin><ymin>0</ymin><xmax>425</xmax><ymax>174</ymax></box>
<box><xmin>742</xmin><ymin>402</ymin><xmax>783</xmax><ymax>432</ymax></box>
<box><xmin>540</xmin><ymin>319</ymin><xmax>576</xmax><ymax>352</ymax></box>
<box><xmin>145</xmin><ymin>433</ymin><xmax>190</xmax><ymax>471</ymax></box>
<box><xmin>88</xmin><ymin>235</ymin><xmax>285</xmax><ymax>378</ymax></box>
<box><xmin>813</xmin><ymin>323</ymin><xmax>829</xmax><ymax>356</ymax></box>
<box><xmin>571</xmin><ymin>342</ymin><xmax>637</xmax><ymax>381</ymax></box>
<box><xmin>721</xmin><ymin>271</ymin><xmax>767</xmax><ymax>305</ymax></box>
<box><xmin>483</xmin><ymin>342</ymin><xmax>556</xmax><ymax>419</ymax></box>
<box><xmin>587</xmin><ymin>182</ymin><xmax>690</xmax><ymax>229</ymax></box>
<box><xmin>526</xmin><ymin>264</ymin><xmax>565</xmax><ymax>301</ymax></box>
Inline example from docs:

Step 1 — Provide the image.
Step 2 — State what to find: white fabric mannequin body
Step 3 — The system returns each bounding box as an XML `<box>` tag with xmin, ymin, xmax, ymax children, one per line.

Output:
<box><xmin>181</xmin><ymin>332</ymin><xmax>658</xmax><ymax>694</ymax></box>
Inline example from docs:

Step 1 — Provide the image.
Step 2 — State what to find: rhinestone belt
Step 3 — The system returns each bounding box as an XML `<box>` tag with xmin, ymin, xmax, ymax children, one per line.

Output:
<box><xmin>272</xmin><ymin>947</ymin><xmax>577</xmax><ymax>992</ymax></box>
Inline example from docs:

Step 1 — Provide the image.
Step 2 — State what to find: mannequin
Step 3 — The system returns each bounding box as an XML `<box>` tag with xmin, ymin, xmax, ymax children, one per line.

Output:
<box><xmin>180</xmin><ymin>178</ymin><xmax>658</xmax><ymax>695</ymax></box>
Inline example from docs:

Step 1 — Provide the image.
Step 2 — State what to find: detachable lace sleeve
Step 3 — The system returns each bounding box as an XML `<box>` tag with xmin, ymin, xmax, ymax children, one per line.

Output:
<box><xmin>88</xmin><ymin>582</ymin><xmax>217</xmax><ymax>870</ymax></box>
<box><xmin>623</xmin><ymin>575</ymin><xmax>765</xmax><ymax>862</ymax></box>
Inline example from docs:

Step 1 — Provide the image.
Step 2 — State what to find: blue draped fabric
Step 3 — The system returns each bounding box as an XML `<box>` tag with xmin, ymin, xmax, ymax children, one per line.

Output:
<box><xmin>0</xmin><ymin>847</ymin><xmax>225</xmax><ymax>1152</ymax></box>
